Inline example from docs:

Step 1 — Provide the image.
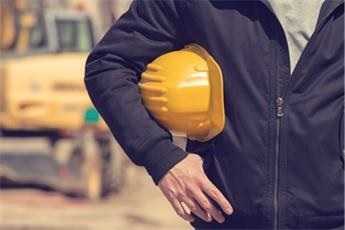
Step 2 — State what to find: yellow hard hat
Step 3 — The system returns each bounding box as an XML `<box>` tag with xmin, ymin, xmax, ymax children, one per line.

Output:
<box><xmin>139</xmin><ymin>44</ymin><xmax>225</xmax><ymax>142</ymax></box>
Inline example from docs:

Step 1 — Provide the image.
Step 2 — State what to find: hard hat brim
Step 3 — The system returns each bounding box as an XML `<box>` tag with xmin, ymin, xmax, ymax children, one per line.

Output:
<box><xmin>185</xmin><ymin>44</ymin><xmax>225</xmax><ymax>142</ymax></box>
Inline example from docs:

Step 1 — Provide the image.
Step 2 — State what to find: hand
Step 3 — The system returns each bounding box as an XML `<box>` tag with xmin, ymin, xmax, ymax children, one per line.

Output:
<box><xmin>158</xmin><ymin>153</ymin><xmax>233</xmax><ymax>223</ymax></box>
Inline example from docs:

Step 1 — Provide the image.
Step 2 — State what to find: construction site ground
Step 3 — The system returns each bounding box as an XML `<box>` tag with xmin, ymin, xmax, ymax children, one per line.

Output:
<box><xmin>0</xmin><ymin>165</ymin><xmax>190</xmax><ymax>230</ymax></box>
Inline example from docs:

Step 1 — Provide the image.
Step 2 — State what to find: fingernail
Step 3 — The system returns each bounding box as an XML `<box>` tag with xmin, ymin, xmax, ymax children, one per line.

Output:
<box><xmin>225</xmin><ymin>207</ymin><xmax>233</xmax><ymax>215</ymax></box>
<box><xmin>218</xmin><ymin>216</ymin><xmax>225</xmax><ymax>223</ymax></box>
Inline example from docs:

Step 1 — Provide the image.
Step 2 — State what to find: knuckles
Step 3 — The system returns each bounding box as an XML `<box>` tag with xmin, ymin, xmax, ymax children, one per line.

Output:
<box><xmin>207</xmin><ymin>188</ymin><xmax>218</xmax><ymax>197</ymax></box>
<box><xmin>176</xmin><ymin>209</ymin><xmax>185</xmax><ymax>217</ymax></box>
<box><xmin>200</xmin><ymin>200</ymin><xmax>212</xmax><ymax>211</ymax></box>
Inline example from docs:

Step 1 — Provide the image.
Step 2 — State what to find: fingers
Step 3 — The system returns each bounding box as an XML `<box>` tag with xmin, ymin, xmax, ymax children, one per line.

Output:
<box><xmin>167</xmin><ymin>194</ymin><xmax>194</xmax><ymax>222</ymax></box>
<box><xmin>189</xmin><ymin>187</ymin><xmax>226</xmax><ymax>223</ymax></box>
<box><xmin>158</xmin><ymin>153</ymin><xmax>234</xmax><ymax>224</ymax></box>
<box><xmin>201</xmin><ymin>177</ymin><xmax>233</xmax><ymax>215</ymax></box>
<box><xmin>177</xmin><ymin>193</ymin><xmax>211</xmax><ymax>222</ymax></box>
<box><xmin>180</xmin><ymin>202</ymin><xmax>191</xmax><ymax>215</ymax></box>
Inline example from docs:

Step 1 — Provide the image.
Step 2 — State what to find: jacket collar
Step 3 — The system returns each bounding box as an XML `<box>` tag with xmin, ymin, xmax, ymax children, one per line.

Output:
<box><xmin>258</xmin><ymin>0</ymin><xmax>343</xmax><ymax>13</ymax></box>
<box><xmin>257</xmin><ymin>0</ymin><xmax>274</xmax><ymax>13</ymax></box>
<box><xmin>316</xmin><ymin>0</ymin><xmax>344</xmax><ymax>31</ymax></box>
<box><xmin>258</xmin><ymin>0</ymin><xmax>344</xmax><ymax>32</ymax></box>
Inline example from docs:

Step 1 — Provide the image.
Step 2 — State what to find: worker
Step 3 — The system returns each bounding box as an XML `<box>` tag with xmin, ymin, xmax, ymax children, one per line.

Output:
<box><xmin>85</xmin><ymin>0</ymin><xmax>344</xmax><ymax>229</ymax></box>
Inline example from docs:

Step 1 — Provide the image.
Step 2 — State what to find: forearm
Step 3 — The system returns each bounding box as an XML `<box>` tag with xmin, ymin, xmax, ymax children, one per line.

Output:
<box><xmin>84</xmin><ymin>0</ymin><xmax>188</xmax><ymax>184</ymax></box>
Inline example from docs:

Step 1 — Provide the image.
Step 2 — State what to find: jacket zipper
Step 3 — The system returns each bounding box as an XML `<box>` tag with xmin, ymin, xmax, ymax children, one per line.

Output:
<box><xmin>274</xmin><ymin>96</ymin><xmax>284</xmax><ymax>230</ymax></box>
<box><xmin>265</xmin><ymin>2</ymin><xmax>341</xmax><ymax>229</ymax></box>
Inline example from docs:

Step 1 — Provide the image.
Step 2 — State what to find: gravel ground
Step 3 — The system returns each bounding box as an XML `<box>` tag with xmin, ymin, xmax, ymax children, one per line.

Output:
<box><xmin>0</xmin><ymin>166</ymin><xmax>190</xmax><ymax>230</ymax></box>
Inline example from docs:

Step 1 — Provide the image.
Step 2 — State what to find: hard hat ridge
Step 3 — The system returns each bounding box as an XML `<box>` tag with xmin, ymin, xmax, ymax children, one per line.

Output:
<box><xmin>139</xmin><ymin>44</ymin><xmax>225</xmax><ymax>142</ymax></box>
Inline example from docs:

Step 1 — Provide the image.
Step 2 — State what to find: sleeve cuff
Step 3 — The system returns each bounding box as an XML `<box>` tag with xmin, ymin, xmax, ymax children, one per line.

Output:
<box><xmin>144</xmin><ymin>139</ymin><xmax>188</xmax><ymax>185</ymax></box>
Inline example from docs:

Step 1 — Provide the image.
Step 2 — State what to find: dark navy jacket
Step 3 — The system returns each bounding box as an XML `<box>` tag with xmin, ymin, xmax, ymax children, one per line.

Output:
<box><xmin>85</xmin><ymin>0</ymin><xmax>344</xmax><ymax>229</ymax></box>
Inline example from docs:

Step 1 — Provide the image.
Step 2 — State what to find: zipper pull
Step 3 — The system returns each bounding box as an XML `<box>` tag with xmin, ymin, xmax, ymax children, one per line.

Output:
<box><xmin>276</xmin><ymin>97</ymin><xmax>284</xmax><ymax>118</ymax></box>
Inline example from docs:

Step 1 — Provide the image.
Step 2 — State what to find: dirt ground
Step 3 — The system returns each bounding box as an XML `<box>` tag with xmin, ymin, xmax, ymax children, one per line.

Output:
<box><xmin>0</xmin><ymin>166</ymin><xmax>190</xmax><ymax>230</ymax></box>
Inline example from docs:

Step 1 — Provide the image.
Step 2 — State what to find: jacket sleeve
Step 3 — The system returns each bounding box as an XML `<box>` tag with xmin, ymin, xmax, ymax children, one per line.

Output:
<box><xmin>84</xmin><ymin>0</ymin><xmax>188</xmax><ymax>184</ymax></box>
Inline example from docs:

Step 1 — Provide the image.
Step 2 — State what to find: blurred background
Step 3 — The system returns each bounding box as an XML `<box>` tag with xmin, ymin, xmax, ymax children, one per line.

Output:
<box><xmin>0</xmin><ymin>0</ymin><xmax>189</xmax><ymax>229</ymax></box>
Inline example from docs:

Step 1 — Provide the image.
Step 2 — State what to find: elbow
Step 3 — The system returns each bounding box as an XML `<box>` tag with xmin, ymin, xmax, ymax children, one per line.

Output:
<box><xmin>83</xmin><ymin>49</ymin><xmax>142</xmax><ymax>105</ymax></box>
<box><xmin>84</xmin><ymin>50</ymin><xmax>98</xmax><ymax>82</ymax></box>
<box><xmin>84</xmin><ymin>51</ymin><xmax>100</xmax><ymax>103</ymax></box>
<box><xmin>84</xmin><ymin>48</ymin><xmax>105</xmax><ymax>94</ymax></box>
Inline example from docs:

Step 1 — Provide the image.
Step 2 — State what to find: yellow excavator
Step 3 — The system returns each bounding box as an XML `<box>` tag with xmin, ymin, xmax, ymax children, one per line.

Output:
<box><xmin>0</xmin><ymin>0</ymin><xmax>126</xmax><ymax>200</ymax></box>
